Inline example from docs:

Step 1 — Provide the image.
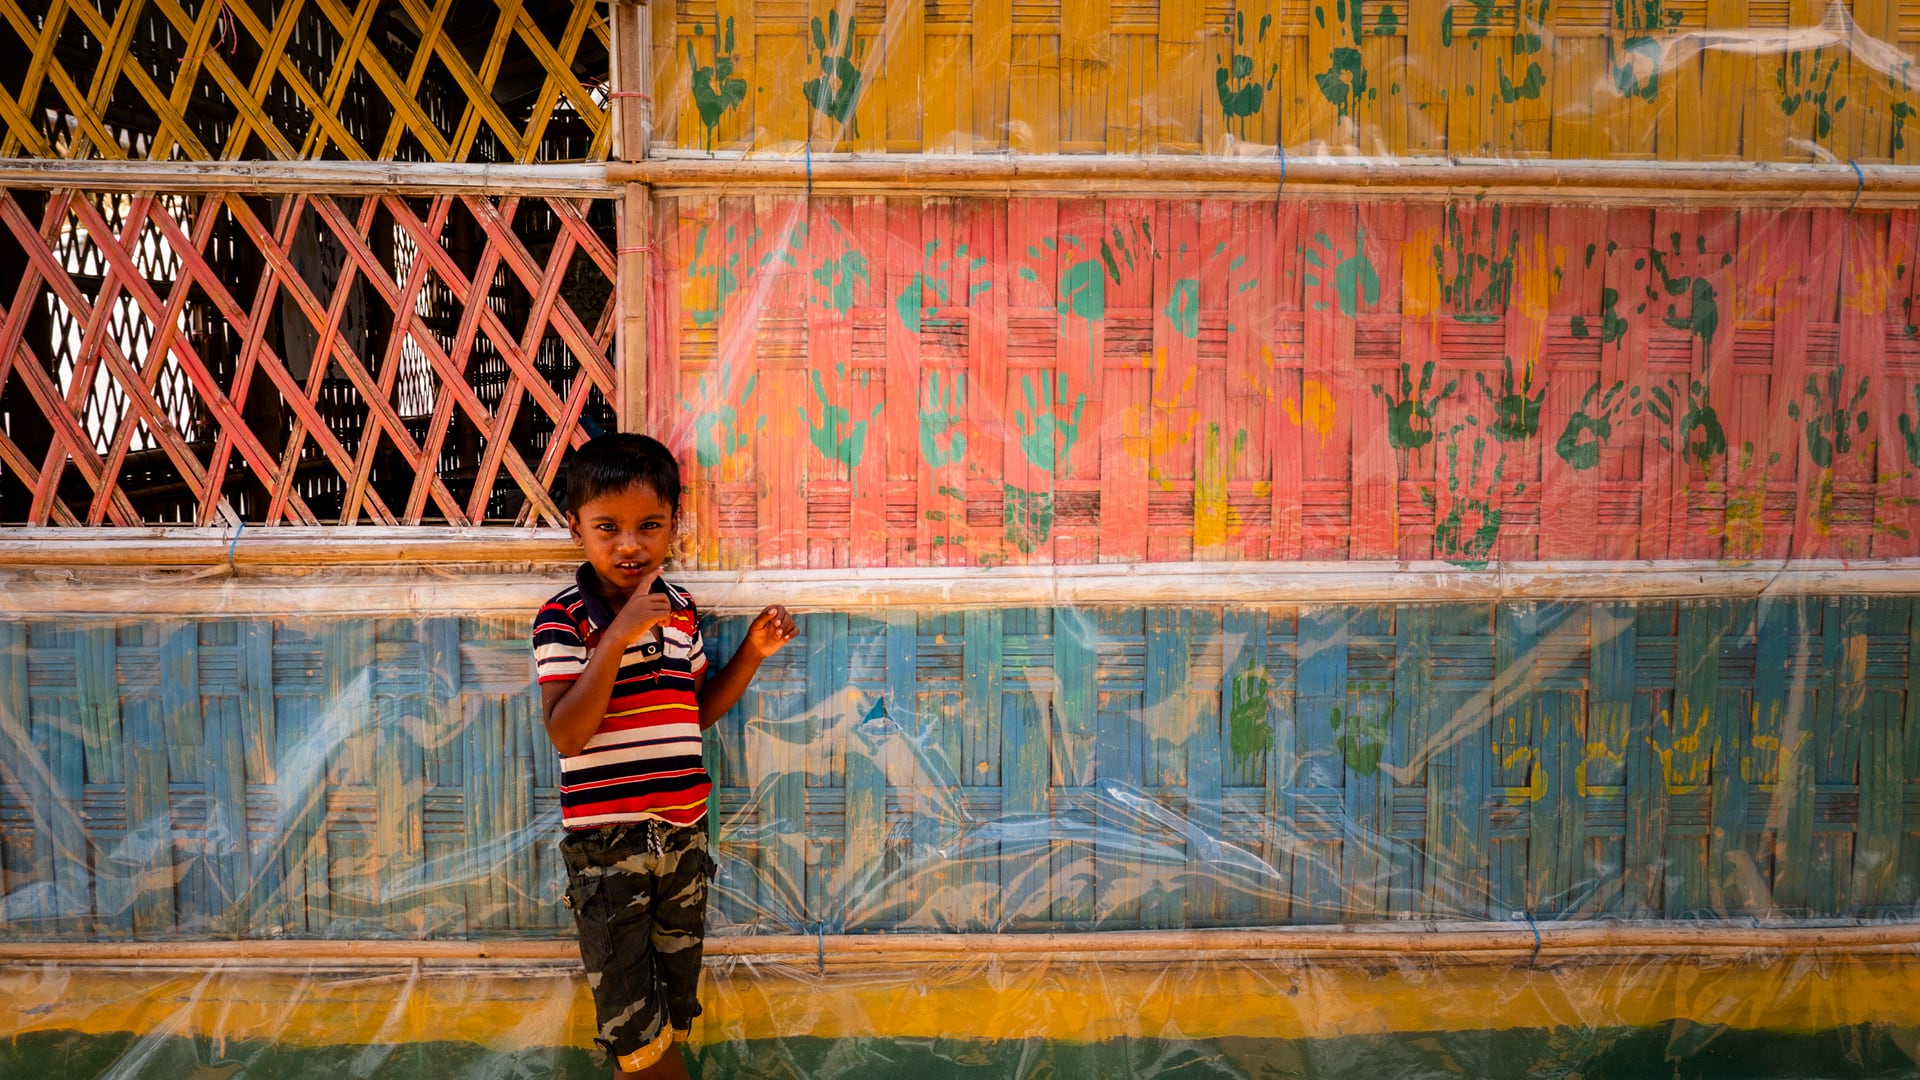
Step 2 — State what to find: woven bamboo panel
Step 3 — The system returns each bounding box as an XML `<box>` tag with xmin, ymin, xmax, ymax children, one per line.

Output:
<box><xmin>653</xmin><ymin>0</ymin><xmax>1920</xmax><ymax>163</ymax></box>
<box><xmin>655</xmin><ymin>196</ymin><xmax>1920</xmax><ymax>567</ymax></box>
<box><xmin>0</xmin><ymin>187</ymin><xmax>617</xmax><ymax>526</ymax></box>
<box><xmin>2</xmin><ymin>598</ymin><xmax>1916</xmax><ymax>939</ymax></box>
<box><xmin>0</xmin><ymin>0</ymin><xmax>609</xmax><ymax>163</ymax></box>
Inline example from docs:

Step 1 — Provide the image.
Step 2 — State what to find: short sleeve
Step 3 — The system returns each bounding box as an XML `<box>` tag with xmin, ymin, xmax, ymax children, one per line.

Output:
<box><xmin>686</xmin><ymin>603</ymin><xmax>708</xmax><ymax>677</ymax></box>
<box><xmin>532</xmin><ymin>602</ymin><xmax>587</xmax><ymax>684</ymax></box>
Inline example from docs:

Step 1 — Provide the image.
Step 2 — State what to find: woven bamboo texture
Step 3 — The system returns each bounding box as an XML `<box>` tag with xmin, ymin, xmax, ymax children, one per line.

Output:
<box><xmin>0</xmin><ymin>0</ymin><xmax>609</xmax><ymax>163</ymax></box>
<box><xmin>2</xmin><ymin>598</ymin><xmax>1917</xmax><ymax>939</ymax></box>
<box><xmin>656</xmin><ymin>196</ymin><xmax>1920</xmax><ymax>568</ymax></box>
<box><xmin>655</xmin><ymin>0</ymin><xmax>1920</xmax><ymax>162</ymax></box>
<box><xmin>0</xmin><ymin>187</ymin><xmax>618</xmax><ymax>525</ymax></box>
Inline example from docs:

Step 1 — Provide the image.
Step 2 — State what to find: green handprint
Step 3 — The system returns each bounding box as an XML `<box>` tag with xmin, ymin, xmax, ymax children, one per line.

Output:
<box><xmin>1229</xmin><ymin>665</ymin><xmax>1273</xmax><ymax>763</ymax></box>
<box><xmin>1891</xmin><ymin>63</ymin><xmax>1916</xmax><ymax>153</ymax></box>
<box><xmin>1003</xmin><ymin>483</ymin><xmax>1054</xmax><ymax>553</ymax></box>
<box><xmin>1014</xmin><ymin>372</ymin><xmax>1087</xmax><ymax>473</ymax></box>
<box><xmin>1611</xmin><ymin>0</ymin><xmax>1681</xmax><ymax>102</ymax></box>
<box><xmin>1330</xmin><ymin>697</ymin><xmax>1392</xmax><ymax>778</ymax></box>
<box><xmin>1787</xmin><ymin>365</ymin><xmax>1870</xmax><ymax>469</ymax></box>
<box><xmin>804</xmin><ymin>11</ymin><xmax>865</xmax><ymax>132</ymax></box>
<box><xmin>1312</xmin><ymin>0</ymin><xmax>1373</xmax><ymax>119</ymax></box>
<box><xmin>1215</xmin><ymin>7</ymin><xmax>1278</xmax><ymax>126</ymax></box>
<box><xmin>687</xmin><ymin>16</ymin><xmax>748</xmax><ymax>152</ymax></box>
<box><xmin>1648</xmin><ymin>248</ymin><xmax>1720</xmax><ymax>351</ymax></box>
<box><xmin>1646</xmin><ymin>379</ymin><xmax>1726</xmax><ymax>469</ymax></box>
<box><xmin>799</xmin><ymin>367</ymin><xmax>882</xmax><ymax>470</ymax></box>
<box><xmin>1421</xmin><ymin>419</ymin><xmax>1522</xmax><ymax>565</ymax></box>
<box><xmin>1372</xmin><ymin>360</ymin><xmax>1457</xmax><ymax>451</ymax></box>
<box><xmin>1433</xmin><ymin>204</ymin><xmax>1518</xmax><ymax>325</ymax></box>
<box><xmin>1554</xmin><ymin>379</ymin><xmax>1636</xmax><ymax>471</ymax></box>
<box><xmin>1476</xmin><ymin>355</ymin><xmax>1544</xmax><ymax>443</ymax></box>
<box><xmin>1302</xmin><ymin>227</ymin><xmax>1380</xmax><ymax>317</ymax></box>
<box><xmin>1777</xmin><ymin>46</ymin><xmax>1846</xmax><ymax>144</ymax></box>
<box><xmin>919</xmin><ymin>371</ymin><xmax>967</xmax><ymax>468</ymax></box>
<box><xmin>1899</xmin><ymin>385</ymin><xmax>1920</xmax><ymax>468</ymax></box>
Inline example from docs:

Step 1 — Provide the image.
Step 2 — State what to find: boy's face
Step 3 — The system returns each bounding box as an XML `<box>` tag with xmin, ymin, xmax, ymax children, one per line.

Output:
<box><xmin>566</xmin><ymin>482</ymin><xmax>678</xmax><ymax>602</ymax></box>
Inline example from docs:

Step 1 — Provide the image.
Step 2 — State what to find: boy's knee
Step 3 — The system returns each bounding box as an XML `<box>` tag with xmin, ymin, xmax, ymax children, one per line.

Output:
<box><xmin>615</xmin><ymin>1025</ymin><xmax>675</xmax><ymax>1073</ymax></box>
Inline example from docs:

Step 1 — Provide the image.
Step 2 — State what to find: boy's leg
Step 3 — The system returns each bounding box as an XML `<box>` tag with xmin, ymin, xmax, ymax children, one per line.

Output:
<box><xmin>652</xmin><ymin>825</ymin><xmax>714</xmax><ymax>1034</ymax></box>
<box><xmin>563</xmin><ymin>827</ymin><xmax>680</xmax><ymax>1074</ymax></box>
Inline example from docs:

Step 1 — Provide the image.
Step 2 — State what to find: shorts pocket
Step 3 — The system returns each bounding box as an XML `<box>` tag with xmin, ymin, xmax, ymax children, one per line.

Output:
<box><xmin>565</xmin><ymin>875</ymin><xmax>609</xmax><ymax>972</ymax></box>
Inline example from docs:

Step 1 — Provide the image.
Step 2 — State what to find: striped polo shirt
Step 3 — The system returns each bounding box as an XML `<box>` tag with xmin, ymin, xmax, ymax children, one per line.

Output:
<box><xmin>531</xmin><ymin>565</ymin><xmax>711</xmax><ymax>830</ymax></box>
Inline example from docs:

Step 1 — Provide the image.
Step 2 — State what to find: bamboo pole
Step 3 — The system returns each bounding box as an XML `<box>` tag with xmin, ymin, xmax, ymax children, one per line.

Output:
<box><xmin>610</xmin><ymin>1</ymin><xmax>652</xmax><ymax>433</ymax></box>
<box><xmin>1</xmin><ymin>923</ymin><xmax>1917</xmax><ymax>968</ymax></box>
<box><xmin>6</xmin><ymin>157</ymin><xmax>1920</xmax><ymax>205</ymax></box>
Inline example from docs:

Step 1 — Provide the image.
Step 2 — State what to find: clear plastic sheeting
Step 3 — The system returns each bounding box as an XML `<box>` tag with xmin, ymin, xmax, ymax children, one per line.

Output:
<box><xmin>5</xmin><ymin>945</ymin><xmax>1920</xmax><ymax>1077</ymax></box>
<box><xmin>652</xmin><ymin>0</ymin><xmax>1920</xmax><ymax>165</ymax></box>
<box><xmin>5</xmin><ymin>599</ymin><xmax>1919</xmax><ymax>943</ymax></box>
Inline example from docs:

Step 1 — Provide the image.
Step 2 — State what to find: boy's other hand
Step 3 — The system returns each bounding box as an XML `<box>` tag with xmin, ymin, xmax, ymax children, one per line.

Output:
<box><xmin>743</xmin><ymin>604</ymin><xmax>798</xmax><ymax>659</ymax></box>
<box><xmin>606</xmin><ymin>569</ymin><xmax>673</xmax><ymax>645</ymax></box>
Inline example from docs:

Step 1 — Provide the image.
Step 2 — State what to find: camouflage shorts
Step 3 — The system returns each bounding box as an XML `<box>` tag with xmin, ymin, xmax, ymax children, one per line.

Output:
<box><xmin>560</xmin><ymin>819</ymin><xmax>715</xmax><ymax>1064</ymax></box>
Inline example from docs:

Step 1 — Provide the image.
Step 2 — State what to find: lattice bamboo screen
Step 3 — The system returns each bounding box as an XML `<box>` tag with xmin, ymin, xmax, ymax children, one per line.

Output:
<box><xmin>4</xmin><ymin>598</ymin><xmax>1918</xmax><ymax>938</ymax></box>
<box><xmin>0</xmin><ymin>188</ymin><xmax>617</xmax><ymax>525</ymax></box>
<box><xmin>655</xmin><ymin>0</ymin><xmax>1920</xmax><ymax>162</ymax></box>
<box><xmin>0</xmin><ymin>0</ymin><xmax>610</xmax><ymax>162</ymax></box>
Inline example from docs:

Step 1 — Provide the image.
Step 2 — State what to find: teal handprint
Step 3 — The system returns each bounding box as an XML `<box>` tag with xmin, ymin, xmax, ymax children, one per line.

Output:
<box><xmin>800</xmin><ymin>367</ymin><xmax>882</xmax><ymax>470</ymax></box>
<box><xmin>1554</xmin><ymin>380</ymin><xmax>1635</xmax><ymax>471</ymax></box>
<box><xmin>1215</xmin><ymin>7</ymin><xmax>1277</xmax><ymax>126</ymax></box>
<box><xmin>1476</xmin><ymin>356</ymin><xmax>1544</xmax><ymax>443</ymax></box>
<box><xmin>1014</xmin><ymin>372</ymin><xmax>1087</xmax><ymax>473</ymax></box>
<box><xmin>1787</xmin><ymin>365</ymin><xmax>1870</xmax><ymax>469</ymax></box>
<box><xmin>804</xmin><ymin>12</ymin><xmax>865</xmax><ymax>132</ymax></box>
<box><xmin>1372</xmin><ymin>360</ymin><xmax>1456</xmax><ymax>451</ymax></box>
<box><xmin>687</xmin><ymin>16</ymin><xmax>748</xmax><ymax>152</ymax></box>
<box><xmin>919</xmin><ymin>371</ymin><xmax>967</xmax><ymax>468</ymax></box>
<box><xmin>690</xmin><ymin>374</ymin><xmax>760</xmax><ymax>469</ymax></box>
<box><xmin>1302</xmin><ymin>227</ymin><xmax>1380</xmax><ymax>317</ymax></box>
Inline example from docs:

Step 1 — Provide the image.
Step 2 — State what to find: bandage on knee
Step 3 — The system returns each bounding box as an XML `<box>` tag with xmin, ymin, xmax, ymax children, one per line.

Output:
<box><xmin>615</xmin><ymin>1026</ymin><xmax>674</xmax><ymax>1073</ymax></box>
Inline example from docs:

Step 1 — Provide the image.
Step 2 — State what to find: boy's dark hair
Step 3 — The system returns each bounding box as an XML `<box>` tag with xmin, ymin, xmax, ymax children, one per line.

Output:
<box><xmin>561</xmin><ymin>433</ymin><xmax>682</xmax><ymax>517</ymax></box>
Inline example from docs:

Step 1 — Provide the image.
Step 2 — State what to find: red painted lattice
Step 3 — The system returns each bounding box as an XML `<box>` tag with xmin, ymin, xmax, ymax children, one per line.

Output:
<box><xmin>0</xmin><ymin>187</ymin><xmax>617</xmax><ymax>525</ymax></box>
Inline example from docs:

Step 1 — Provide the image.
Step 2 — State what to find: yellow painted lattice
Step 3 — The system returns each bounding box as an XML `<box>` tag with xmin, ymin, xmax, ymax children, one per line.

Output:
<box><xmin>1</xmin><ymin>0</ymin><xmax>610</xmax><ymax>162</ymax></box>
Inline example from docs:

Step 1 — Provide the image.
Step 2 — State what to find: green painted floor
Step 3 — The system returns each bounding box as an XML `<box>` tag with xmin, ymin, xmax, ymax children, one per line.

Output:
<box><xmin>5</xmin><ymin>1027</ymin><xmax>1919</xmax><ymax>1079</ymax></box>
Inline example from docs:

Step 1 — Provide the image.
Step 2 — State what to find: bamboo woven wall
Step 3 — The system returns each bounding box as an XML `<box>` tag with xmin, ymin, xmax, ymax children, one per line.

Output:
<box><xmin>653</xmin><ymin>0</ymin><xmax>1920</xmax><ymax>162</ymax></box>
<box><xmin>3</xmin><ymin>598</ymin><xmax>1918</xmax><ymax>939</ymax></box>
<box><xmin>657</xmin><ymin>196</ymin><xmax>1920</xmax><ymax>568</ymax></box>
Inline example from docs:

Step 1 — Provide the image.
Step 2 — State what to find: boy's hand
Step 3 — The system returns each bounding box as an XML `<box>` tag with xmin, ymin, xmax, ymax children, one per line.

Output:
<box><xmin>742</xmin><ymin>604</ymin><xmax>798</xmax><ymax>659</ymax></box>
<box><xmin>605</xmin><ymin>570</ymin><xmax>673</xmax><ymax>646</ymax></box>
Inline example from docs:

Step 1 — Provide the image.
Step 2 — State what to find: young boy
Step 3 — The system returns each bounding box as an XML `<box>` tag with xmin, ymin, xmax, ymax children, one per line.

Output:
<box><xmin>532</xmin><ymin>433</ymin><xmax>795</xmax><ymax>1079</ymax></box>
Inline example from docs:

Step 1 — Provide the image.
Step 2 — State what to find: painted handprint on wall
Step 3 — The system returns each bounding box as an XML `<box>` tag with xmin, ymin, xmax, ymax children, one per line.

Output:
<box><xmin>804</xmin><ymin>12</ymin><xmax>865</xmax><ymax>133</ymax></box>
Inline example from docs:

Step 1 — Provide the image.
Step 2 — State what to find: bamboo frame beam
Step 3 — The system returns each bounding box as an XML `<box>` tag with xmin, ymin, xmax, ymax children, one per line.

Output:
<box><xmin>0</xmin><ymin>535</ymin><xmax>1916</xmax><ymax>615</ymax></box>
<box><xmin>2</xmin><ymin>923</ymin><xmax>1917</xmax><ymax>968</ymax></box>
<box><xmin>0</xmin><ymin>160</ymin><xmax>621</xmax><ymax>197</ymax></box>
<box><xmin>8</xmin><ymin>157</ymin><xmax>1920</xmax><ymax>205</ymax></box>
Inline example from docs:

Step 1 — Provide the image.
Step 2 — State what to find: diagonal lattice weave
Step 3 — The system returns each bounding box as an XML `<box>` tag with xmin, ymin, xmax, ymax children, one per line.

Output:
<box><xmin>1</xmin><ymin>0</ymin><xmax>609</xmax><ymax>163</ymax></box>
<box><xmin>0</xmin><ymin>187</ymin><xmax>617</xmax><ymax>525</ymax></box>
